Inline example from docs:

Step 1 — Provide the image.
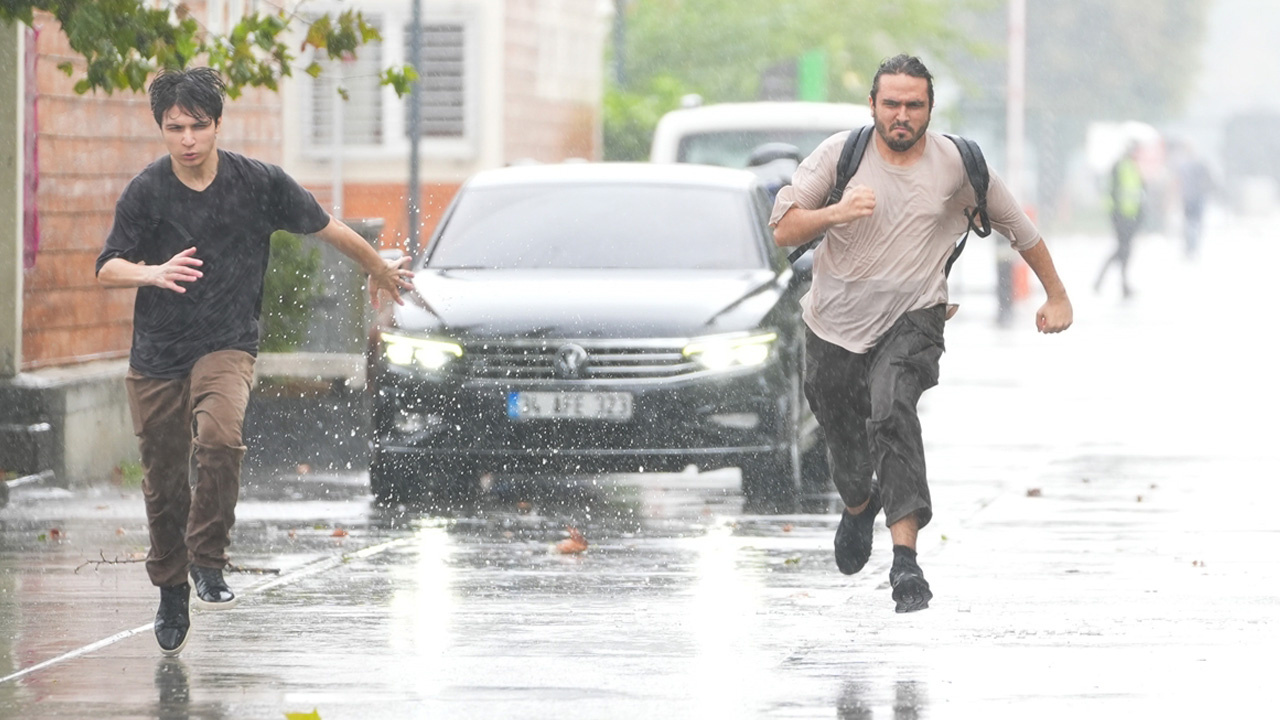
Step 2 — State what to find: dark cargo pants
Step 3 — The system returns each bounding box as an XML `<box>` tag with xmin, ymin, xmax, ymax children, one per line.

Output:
<box><xmin>125</xmin><ymin>350</ymin><xmax>255</xmax><ymax>587</ymax></box>
<box><xmin>803</xmin><ymin>305</ymin><xmax>945</xmax><ymax>529</ymax></box>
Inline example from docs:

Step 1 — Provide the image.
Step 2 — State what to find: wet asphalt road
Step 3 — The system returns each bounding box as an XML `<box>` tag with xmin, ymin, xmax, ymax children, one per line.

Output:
<box><xmin>3</xmin><ymin>221</ymin><xmax>1280</xmax><ymax>719</ymax></box>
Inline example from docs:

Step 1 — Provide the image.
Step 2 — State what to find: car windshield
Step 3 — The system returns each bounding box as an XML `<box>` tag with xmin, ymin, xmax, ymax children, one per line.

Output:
<box><xmin>426</xmin><ymin>182</ymin><xmax>764</xmax><ymax>270</ymax></box>
<box><xmin>677</xmin><ymin>130</ymin><xmax>843</xmax><ymax>168</ymax></box>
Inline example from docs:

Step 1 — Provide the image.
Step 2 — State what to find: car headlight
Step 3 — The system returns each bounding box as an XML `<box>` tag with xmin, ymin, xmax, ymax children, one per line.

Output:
<box><xmin>683</xmin><ymin>332</ymin><xmax>777</xmax><ymax>371</ymax></box>
<box><xmin>381</xmin><ymin>333</ymin><xmax>463</xmax><ymax>372</ymax></box>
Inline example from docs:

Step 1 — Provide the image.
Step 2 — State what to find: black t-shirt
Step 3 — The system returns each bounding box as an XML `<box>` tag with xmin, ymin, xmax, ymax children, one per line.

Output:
<box><xmin>96</xmin><ymin>150</ymin><xmax>331</xmax><ymax>378</ymax></box>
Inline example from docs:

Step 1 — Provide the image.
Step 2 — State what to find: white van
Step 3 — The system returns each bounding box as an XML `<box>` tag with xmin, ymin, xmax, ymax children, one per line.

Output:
<box><xmin>649</xmin><ymin>100</ymin><xmax>866</xmax><ymax>167</ymax></box>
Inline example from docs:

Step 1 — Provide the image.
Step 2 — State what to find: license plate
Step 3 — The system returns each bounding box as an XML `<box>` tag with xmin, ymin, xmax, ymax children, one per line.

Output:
<box><xmin>507</xmin><ymin>391</ymin><xmax>633</xmax><ymax>421</ymax></box>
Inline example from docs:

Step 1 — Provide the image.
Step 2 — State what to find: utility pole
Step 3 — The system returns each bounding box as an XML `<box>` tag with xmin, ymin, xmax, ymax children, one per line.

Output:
<box><xmin>996</xmin><ymin>0</ymin><xmax>1028</xmax><ymax>327</ymax></box>
<box><xmin>613</xmin><ymin>0</ymin><xmax>626</xmax><ymax>88</ymax></box>
<box><xmin>407</xmin><ymin>0</ymin><xmax>423</xmax><ymax>257</ymax></box>
<box><xmin>1006</xmin><ymin>0</ymin><xmax>1027</xmax><ymax>202</ymax></box>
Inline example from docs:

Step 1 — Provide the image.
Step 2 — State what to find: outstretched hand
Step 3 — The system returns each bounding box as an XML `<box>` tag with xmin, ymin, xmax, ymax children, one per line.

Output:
<box><xmin>150</xmin><ymin>247</ymin><xmax>203</xmax><ymax>293</ymax></box>
<box><xmin>367</xmin><ymin>254</ymin><xmax>415</xmax><ymax>308</ymax></box>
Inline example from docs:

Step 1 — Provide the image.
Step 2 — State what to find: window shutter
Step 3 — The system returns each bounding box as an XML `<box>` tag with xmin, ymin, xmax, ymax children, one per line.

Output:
<box><xmin>405</xmin><ymin>23</ymin><xmax>467</xmax><ymax>139</ymax></box>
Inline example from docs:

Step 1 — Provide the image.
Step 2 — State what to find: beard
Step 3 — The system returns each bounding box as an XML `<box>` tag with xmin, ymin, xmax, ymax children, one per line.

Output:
<box><xmin>876</xmin><ymin>116</ymin><xmax>929</xmax><ymax>152</ymax></box>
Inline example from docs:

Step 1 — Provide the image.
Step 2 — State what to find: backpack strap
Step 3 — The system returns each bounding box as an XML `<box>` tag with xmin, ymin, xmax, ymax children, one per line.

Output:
<box><xmin>941</xmin><ymin>133</ymin><xmax>992</xmax><ymax>277</ymax></box>
<box><xmin>786</xmin><ymin>125</ymin><xmax>874</xmax><ymax>263</ymax></box>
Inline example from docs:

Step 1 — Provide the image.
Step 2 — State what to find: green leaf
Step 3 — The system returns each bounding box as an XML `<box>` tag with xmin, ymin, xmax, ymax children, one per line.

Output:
<box><xmin>380</xmin><ymin>65</ymin><xmax>418</xmax><ymax>97</ymax></box>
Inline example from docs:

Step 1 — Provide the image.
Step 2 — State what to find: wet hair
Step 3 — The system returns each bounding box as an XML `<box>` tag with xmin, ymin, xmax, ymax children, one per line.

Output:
<box><xmin>148</xmin><ymin>67</ymin><xmax>227</xmax><ymax>127</ymax></box>
<box><xmin>870</xmin><ymin>54</ymin><xmax>935</xmax><ymax>109</ymax></box>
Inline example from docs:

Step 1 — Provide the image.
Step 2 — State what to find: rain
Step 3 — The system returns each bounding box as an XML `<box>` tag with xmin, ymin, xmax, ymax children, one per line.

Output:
<box><xmin>2</xmin><ymin>0</ymin><xmax>1280</xmax><ymax>717</ymax></box>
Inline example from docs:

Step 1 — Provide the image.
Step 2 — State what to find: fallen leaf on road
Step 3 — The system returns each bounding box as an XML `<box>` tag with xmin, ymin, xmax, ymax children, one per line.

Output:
<box><xmin>1026</xmin><ymin>488</ymin><xmax>1042</xmax><ymax>497</ymax></box>
<box><xmin>1136</xmin><ymin>495</ymin><xmax>1144</xmax><ymax>503</ymax></box>
<box><xmin>331</xmin><ymin>528</ymin><xmax>349</xmax><ymax>538</ymax></box>
<box><xmin>781</xmin><ymin>523</ymin><xmax>794</xmax><ymax>532</ymax></box>
<box><xmin>555</xmin><ymin>527</ymin><xmax>588</xmax><ymax>554</ymax></box>
<box><xmin>49</xmin><ymin>528</ymin><xmax>62</xmax><ymax>541</ymax></box>
<box><xmin>284</xmin><ymin>710</ymin><xmax>322</xmax><ymax>720</ymax></box>
<box><xmin>116</xmin><ymin>527</ymin><xmax>126</xmax><ymax>536</ymax></box>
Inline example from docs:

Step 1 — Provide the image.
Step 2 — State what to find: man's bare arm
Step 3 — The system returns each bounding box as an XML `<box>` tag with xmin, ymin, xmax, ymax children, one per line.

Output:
<box><xmin>312</xmin><ymin>217</ymin><xmax>414</xmax><ymax>308</ymax></box>
<box><xmin>97</xmin><ymin>248</ymin><xmax>203</xmax><ymax>293</ymax></box>
<box><xmin>1018</xmin><ymin>239</ymin><xmax>1073</xmax><ymax>334</ymax></box>
<box><xmin>772</xmin><ymin>185</ymin><xmax>876</xmax><ymax>247</ymax></box>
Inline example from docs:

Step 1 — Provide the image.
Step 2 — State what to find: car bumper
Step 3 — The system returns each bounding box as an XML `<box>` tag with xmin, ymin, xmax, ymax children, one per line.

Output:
<box><xmin>371</xmin><ymin>362</ymin><xmax>796</xmax><ymax>476</ymax></box>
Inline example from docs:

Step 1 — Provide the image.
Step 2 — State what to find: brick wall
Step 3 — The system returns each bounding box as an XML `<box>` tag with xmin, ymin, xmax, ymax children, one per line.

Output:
<box><xmin>323</xmin><ymin>183</ymin><xmax>462</xmax><ymax>253</ymax></box>
<box><xmin>503</xmin><ymin>0</ymin><xmax>602</xmax><ymax>163</ymax></box>
<box><xmin>21</xmin><ymin>11</ymin><xmax>285</xmax><ymax>370</ymax></box>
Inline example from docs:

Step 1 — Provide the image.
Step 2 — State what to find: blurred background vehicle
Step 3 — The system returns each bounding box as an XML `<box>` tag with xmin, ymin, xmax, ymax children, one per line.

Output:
<box><xmin>367</xmin><ymin>162</ymin><xmax>829</xmax><ymax>511</ymax></box>
<box><xmin>649</xmin><ymin>99</ymin><xmax>864</xmax><ymax>169</ymax></box>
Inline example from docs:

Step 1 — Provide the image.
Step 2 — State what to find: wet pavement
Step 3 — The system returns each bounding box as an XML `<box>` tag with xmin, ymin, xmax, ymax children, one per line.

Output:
<box><xmin>3</xmin><ymin>218</ymin><xmax>1279</xmax><ymax>718</ymax></box>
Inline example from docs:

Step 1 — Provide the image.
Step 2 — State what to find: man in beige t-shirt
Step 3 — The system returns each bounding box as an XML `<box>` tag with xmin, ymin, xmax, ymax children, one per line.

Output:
<box><xmin>771</xmin><ymin>54</ymin><xmax>1072</xmax><ymax>613</ymax></box>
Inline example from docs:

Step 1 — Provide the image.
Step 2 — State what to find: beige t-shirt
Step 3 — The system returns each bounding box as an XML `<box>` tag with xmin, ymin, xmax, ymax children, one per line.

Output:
<box><xmin>770</xmin><ymin>130</ymin><xmax>1042</xmax><ymax>353</ymax></box>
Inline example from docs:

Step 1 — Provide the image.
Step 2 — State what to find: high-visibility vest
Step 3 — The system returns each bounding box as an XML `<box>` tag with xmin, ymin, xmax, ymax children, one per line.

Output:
<box><xmin>1111</xmin><ymin>156</ymin><xmax>1144</xmax><ymax>219</ymax></box>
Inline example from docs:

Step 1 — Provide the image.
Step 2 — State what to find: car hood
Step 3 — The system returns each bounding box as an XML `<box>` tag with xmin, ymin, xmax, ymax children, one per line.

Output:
<box><xmin>392</xmin><ymin>268</ymin><xmax>786</xmax><ymax>339</ymax></box>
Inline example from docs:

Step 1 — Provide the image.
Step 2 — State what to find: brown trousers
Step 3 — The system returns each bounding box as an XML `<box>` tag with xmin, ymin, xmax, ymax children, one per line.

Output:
<box><xmin>126</xmin><ymin>350</ymin><xmax>255</xmax><ymax>587</ymax></box>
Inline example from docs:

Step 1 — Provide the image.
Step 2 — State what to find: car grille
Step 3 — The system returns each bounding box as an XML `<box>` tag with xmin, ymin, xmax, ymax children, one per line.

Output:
<box><xmin>462</xmin><ymin>339</ymin><xmax>697</xmax><ymax>380</ymax></box>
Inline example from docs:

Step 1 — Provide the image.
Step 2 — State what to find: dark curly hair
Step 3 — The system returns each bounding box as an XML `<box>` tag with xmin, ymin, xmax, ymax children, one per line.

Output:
<box><xmin>148</xmin><ymin>67</ymin><xmax>227</xmax><ymax>126</ymax></box>
<box><xmin>870</xmin><ymin>54</ymin><xmax>934</xmax><ymax>109</ymax></box>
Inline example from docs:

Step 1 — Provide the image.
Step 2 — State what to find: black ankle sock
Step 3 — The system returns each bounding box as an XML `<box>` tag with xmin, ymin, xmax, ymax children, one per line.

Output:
<box><xmin>891</xmin><ymin>545</ymin><xmax>920</xmax><ymax>576</ymax></box>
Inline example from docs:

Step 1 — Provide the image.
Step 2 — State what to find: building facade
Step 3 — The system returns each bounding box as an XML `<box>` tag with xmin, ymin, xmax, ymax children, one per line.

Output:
<box><xmin>1</xmin><ymin>0</ymin><xmax>608</xmax><ymax>484</ymax></box>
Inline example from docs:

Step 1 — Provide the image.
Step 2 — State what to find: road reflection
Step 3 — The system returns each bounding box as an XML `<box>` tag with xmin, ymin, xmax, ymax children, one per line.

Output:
<box><xmin>838</xmin><ymin>679</ymin><xmax>929</xmax><ymax>719</ymax></box>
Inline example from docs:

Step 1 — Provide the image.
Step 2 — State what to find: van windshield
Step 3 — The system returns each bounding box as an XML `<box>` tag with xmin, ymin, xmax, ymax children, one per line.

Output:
<box><xmin>677</xmin><ymin>129</ymin><xmax>844</xmax><ymax>168</ymax></box>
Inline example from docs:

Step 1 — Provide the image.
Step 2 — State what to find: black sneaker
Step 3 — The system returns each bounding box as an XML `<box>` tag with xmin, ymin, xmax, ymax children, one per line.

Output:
<box><xmin>890</xmin><ymin>560</ymin><xmax>933</xmax><ymax>613</ymax></box>
<box><xmin>190</xmin><ymin>565</ymin><xmax>239</xmax><ymax>609</ymax></box>
<box><xmin>833</xmin><ymin>496</ymin><xmax>880</xmax><ymax>575</ymax></box>
<box><xmin>155</xmin><ymin>583</ymin><xmax>190</xmax><ymax>656</ymax></box>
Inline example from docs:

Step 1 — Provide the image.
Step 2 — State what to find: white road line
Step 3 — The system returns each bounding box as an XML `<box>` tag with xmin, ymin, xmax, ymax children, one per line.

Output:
<box><xmin>0</xmin><ymin>535</ymin><xmax>413</xmax><ymax>686</ymax></box>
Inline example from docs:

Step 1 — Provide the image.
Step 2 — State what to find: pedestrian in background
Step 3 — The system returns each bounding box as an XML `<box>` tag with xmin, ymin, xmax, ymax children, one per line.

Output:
<box><xmin>1094</xmin><ymin>142</ymin><xmax>1145</xmax><ymax>297</ymax></box>
<box><xmin>770</xmin><ymin>54</ymin><xmax>1073</xmax><ymax>613</ymax></box>
<box><xmin>95</xmin><ymin>67</ymin><xmax>414</xmax><ymax>656</ymax></box>
<box><xmin>1172</xmin><ymin>140</ymin><xmax>1212</xmax><ymax>260</ymax></box>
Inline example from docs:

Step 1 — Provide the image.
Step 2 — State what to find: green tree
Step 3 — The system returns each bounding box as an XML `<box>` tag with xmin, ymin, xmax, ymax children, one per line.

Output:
<box><xmin>0</xmin><ymin>0</ymin><xmax>416</xmax><ymax>97</ymax></box>
<box><xmin>605</xmin><ymin>0</ymin><xmax>987</xmax><ymax>159</ymax></box>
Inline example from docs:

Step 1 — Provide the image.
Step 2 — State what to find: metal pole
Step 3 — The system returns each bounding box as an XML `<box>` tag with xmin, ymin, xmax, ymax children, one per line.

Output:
<box><xmin>0</xmin><ymin>21</ymin><xmax>25</xmax><ymax>378</ymax></box>
<box><xmin>407</xmin><ymin>0</ymin><xmax>422</xmax><ymax>258</ymax></box>
<box><xmin>1006</xmin><ymin>0</ymin><xmax>1027</xmax><ymax>202</ymax></box>
<box><xmin>613</xmin><ymin>0</ymin><xmax>626</xmax><ymax>88</ymax></box>
<box><xmin>332</xmin><ymin>74</ymin><xmax>345</xmax><ymax>219</ymax></box>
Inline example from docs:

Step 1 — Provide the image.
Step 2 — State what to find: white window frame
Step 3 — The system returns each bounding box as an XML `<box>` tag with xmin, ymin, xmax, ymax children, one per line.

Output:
<box><xmin>298</xmin><ymin>2</ymin><xmax>480</xmax><ymax>161</ymax></box>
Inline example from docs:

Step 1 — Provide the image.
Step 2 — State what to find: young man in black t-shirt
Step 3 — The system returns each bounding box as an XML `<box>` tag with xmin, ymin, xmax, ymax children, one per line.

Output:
<box><xmin>96</xmin><ymin>67</ymin><xmax>414</xmax><ymax>656</ymax></box>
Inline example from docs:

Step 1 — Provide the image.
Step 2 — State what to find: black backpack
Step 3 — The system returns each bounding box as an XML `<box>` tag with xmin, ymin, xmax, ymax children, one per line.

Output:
<box><xmin>786</xmin><ymin>125</ymin><xmax>993</xmax><ymax>277</ymax></box>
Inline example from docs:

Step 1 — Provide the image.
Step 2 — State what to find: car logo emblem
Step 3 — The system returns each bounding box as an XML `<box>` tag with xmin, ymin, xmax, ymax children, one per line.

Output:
<box><xmin>553</xmin><ymin>344</ymin><xmax>589</xmax><ymax>379</ymax></box>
